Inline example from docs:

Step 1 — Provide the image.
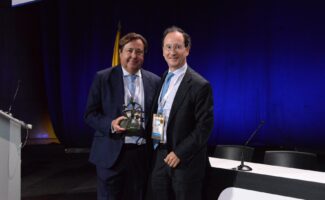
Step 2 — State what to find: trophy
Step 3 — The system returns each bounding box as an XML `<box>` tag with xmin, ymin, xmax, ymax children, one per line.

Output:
<box><xmin>119</xmin><ymin>99</ymin><xmax>145</xmax><ymax>137</ymax></box>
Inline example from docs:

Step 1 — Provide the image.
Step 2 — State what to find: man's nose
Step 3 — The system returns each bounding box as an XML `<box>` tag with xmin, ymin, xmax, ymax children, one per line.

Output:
<box><xmin>131</xmin><ymin>51</ymin><xmax>137</xmax><ymax>57</ymax></box>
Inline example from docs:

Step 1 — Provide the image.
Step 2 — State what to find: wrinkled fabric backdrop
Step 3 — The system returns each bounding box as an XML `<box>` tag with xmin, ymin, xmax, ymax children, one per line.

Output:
<box><xmin>1</xmin><ymin>0</ymin><xmax>324</xmax><ymax>149</ymax></box>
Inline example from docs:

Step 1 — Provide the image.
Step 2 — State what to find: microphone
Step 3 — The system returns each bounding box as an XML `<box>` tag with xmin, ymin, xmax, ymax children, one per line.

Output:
<box><xmin>7</xmin><ymin>80</ymin><xmax>21</xmax><ymax>116</ymax></box>
<box><xmin>233</xmin><ymin>120</ymin><xmax>265</xmax><ymax>171</ymax></box>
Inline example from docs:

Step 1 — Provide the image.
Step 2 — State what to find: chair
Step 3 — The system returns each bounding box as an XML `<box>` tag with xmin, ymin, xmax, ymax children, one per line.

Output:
<box><xmin>264</xmin><ymin>150</ymin><xmax>317</xmax><ymax>170</ymax></box>
<box><xmin>212</xmin><ymin>145</ymin><xmax>254</xmax><ymax>161</ymax></box>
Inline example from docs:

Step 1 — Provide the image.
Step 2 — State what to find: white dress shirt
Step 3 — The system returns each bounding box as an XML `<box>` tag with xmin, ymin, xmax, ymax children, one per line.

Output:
<box><xmin>119</xmin><ymin>66</ymin><xmax>145</xmax><ymax>144</ymax></box>
<box><xmin>158</xmin><ymin>63</ymin><xmax>187</xmax><ymax>143</ymax></box>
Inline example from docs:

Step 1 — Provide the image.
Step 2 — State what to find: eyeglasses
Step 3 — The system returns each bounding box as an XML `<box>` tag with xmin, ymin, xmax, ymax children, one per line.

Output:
<box><xmin>163</xmin><ymin>44</ymin><xmax>185</xmax><ymax>52</ymax></box>
<box><xmin>124</xmin><ymin>48</ymin><xmax>144</xmax><ymax>56</ymax></box>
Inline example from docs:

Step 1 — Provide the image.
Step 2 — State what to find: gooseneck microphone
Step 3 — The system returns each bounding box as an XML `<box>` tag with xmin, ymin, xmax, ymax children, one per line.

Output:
<box><xmin>244</xmin><ymin>120</ymin><xmax>265</xmax><ymax>147</ymax></box>
<box><xmin>7</xmin><ymin>80</ymin><xmax>21</xmax><ymax>116</ymax></box>
<box><xmin>234</xmin><ymin>120</ymin><xmax>265</xmax><ymax>171</ymax></box>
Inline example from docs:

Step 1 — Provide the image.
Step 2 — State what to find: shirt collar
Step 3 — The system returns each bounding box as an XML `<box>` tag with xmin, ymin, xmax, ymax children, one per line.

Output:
<box><xmin>121</xmin><ymin>66</ymin><xmax>142</xmax><ymax>78</ymax></box>
<box><xmin>168</xmin><ymin>63</ymin><xmax>187</xmax><ymax>76</ymax></box>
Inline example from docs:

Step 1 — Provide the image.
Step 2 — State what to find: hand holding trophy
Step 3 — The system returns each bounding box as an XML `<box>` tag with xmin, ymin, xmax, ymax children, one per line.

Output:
<box><xmin>119</xmin><ymin>99</ymin><xmax>145</xmax><ymax>137</ymax></box>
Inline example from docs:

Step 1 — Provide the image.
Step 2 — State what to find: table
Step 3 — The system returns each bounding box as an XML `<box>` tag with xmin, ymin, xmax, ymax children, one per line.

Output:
<box><xmin>206</xmin><ymin>157</ymin><xmax>325</xmax><ymax>200</ymax></box>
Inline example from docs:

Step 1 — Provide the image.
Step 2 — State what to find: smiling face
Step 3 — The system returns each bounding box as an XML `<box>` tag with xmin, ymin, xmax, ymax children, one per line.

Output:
<box><xmin>162</xmin><ymin>31</ymin><xmax>190</xmax><ymax>71</ymax></box>
<box><xmin>119</xmin><ymin>39</ymin><xmax>145</xmax><ymax>74</ymax></box>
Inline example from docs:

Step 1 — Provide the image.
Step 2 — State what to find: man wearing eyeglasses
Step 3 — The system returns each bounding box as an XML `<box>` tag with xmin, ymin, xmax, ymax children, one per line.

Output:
<box><xmin>85</xmin><ymin>32</ymin><xmax>160</xmax><ymax>200</ymax></box>
<box><xmin>150</xmin><ymin>26</ymin><xmax>214</xmax><ymax>200</ymax></box>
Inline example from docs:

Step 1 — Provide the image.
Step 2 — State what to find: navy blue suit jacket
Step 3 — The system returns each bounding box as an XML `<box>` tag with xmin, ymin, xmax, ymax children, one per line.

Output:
<box><xmin>153</xmin><ymin>66</ymin><xmax>214</xmax><ymax>181</ymax></box>
<box><xmin>84</xmin><ymin>66</ymin><xmax>160</xmax><ymax>168</ymax></box>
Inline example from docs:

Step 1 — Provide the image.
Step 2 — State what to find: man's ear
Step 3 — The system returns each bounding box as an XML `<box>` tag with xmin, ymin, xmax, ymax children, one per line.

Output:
<box><xmin>185</xmin><ymin>47</ymin><xmax>190</xmax><ymax>56</ymax></box>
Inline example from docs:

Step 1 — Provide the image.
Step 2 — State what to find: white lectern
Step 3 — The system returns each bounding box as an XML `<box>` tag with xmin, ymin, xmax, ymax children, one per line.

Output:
<box><xmin>0</xmin><ymin>110</ymin><xmax>31</xmax><ymax>200</ymax></box>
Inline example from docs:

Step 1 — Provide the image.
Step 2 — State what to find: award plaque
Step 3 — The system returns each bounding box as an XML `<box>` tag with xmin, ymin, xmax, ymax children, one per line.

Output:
<box><xmin>119</xmin><ymin>99</ymin><xmax>145</xmax><ymax>137</ymax></box>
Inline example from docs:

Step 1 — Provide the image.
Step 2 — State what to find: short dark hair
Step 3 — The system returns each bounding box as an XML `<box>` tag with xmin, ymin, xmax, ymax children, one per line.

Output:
<box><xmin>119</xmin><ymin>32</ymin><xmax>148</xmax><ymax>53</ymax></box>
<box><xmin>162</xmin><ymin>26</ymin><xmax>191</xmax><ymax>48</ymax></box>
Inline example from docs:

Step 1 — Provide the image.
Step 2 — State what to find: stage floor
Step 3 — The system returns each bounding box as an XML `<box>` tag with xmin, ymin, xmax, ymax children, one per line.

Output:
<box><xmin>21</xmin><ymin>144</ymin><xmax>325</xmax><ymax>200</ymax></box>
<box><xmin>22</xmin><ymin>144</ymin><xmax>96</xmax><ymax>200</ymax></box>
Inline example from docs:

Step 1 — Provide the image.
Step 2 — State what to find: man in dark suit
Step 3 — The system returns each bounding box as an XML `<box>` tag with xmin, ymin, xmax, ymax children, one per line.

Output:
<box><xmin>150</xmin><ymin>26</ymin><xmax>214</xmax><ymax>200</ymax></box>
<box><xmin>84</xmin><ymin>32</ymin><xmax>160</xmax><ymax>200</ymax></box>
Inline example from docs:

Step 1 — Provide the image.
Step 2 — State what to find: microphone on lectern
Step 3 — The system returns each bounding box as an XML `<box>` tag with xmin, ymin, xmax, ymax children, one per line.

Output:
<box><xmin>233</xmin><ymin>120</ymin><xmax>265</xmax><ymax>171</ymax></box>
<box><xmin>7</xmin><ymin>80</ymin><xmax>21</xmax><ymax>116</ymax></box>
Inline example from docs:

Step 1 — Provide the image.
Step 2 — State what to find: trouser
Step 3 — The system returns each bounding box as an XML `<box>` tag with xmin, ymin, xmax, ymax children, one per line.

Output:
<box><xmin>151</xmin><ymin>147</ymin><xmax>202</xmax><ymax>200</ymax></box>
<box><xmin>96</xmin><ymin>144</ymin><xmax>147</xmax><ymax>200</ymax></box>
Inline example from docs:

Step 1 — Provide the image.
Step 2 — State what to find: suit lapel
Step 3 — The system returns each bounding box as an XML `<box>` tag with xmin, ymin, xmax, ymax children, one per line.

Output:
<box><xmin>142</xmin><ymin>70</ymin><xmax>153</xmax><ymax>116</ymax></box>
<box><xmin>167</xmin><ymin>68</ymin><xmax>192</xmax><ymax>127</ymax></box>
<box><xmin>152</xmin><ymin>71</ymin><xmax>168</xmax><ymax>113</ymax></box>
<box><xmin>110</xmin><ymin>66</ymin><xmax>125</xmax><ymax>114</ymax></box>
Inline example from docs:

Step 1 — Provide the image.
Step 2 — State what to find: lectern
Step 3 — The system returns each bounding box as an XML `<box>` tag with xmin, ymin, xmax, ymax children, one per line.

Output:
<box><xmin>0</xmin><ymin>110</ymin><xmax>31</xmax><ymax>200</ymax></box>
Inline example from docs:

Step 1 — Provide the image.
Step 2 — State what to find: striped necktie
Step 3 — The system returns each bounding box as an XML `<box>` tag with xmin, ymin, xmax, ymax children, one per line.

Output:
<box><xmin>127</xmin><ymin>74</ymin><xmax>137</xmax><ymax>99</ymax></box>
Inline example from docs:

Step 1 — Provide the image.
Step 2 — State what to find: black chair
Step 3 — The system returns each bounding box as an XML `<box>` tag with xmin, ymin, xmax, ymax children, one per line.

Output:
<box><xmin>212</xmin><ymin>145</ymin><xmax>254</xmax><ymax>161</ymax></box>
<box><xmin>264</xmin><ymin>150</ymin><xmax>317</xmax><ymax>170</ymax></box>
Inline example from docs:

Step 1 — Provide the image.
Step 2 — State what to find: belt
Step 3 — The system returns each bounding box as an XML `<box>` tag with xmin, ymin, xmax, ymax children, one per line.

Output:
<box><xmin>123</xmin><ymin>143</ymin><xmax>145</xmax><ymax>150</ymax></box>
<box><xmin>157</xmin><ymin>143</ymin><xmax>170</xmax><ymax>150</ymax></box>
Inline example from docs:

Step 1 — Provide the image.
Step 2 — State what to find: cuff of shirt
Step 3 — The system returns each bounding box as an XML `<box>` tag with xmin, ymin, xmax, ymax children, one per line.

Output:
<box><xmin>111</xmin><ymin>122</ymin><xmax>116</xmax><ymax>134</ymax></box>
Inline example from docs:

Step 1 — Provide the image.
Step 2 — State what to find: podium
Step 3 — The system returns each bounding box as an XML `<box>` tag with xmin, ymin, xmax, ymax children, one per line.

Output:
<box><xmin>0</xmin><ymin>110</ymin><xmax>31</xmax><ymax>200</ymax></box>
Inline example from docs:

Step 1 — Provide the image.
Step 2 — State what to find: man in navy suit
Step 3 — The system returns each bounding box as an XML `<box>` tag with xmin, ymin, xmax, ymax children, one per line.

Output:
<box><xmin>150</xmin><ymin>26</ymin><xmax>214</xmax><ymax>200</ymax></box>
<box><xmin>85</xmin><ymin>32</ymin><xmax>160</xmax><ymax>200</ymax></box>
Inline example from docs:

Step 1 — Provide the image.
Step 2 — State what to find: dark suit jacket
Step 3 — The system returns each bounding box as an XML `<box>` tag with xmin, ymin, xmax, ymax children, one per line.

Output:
<box><xmin>153</xmin><ymin>66</ymin><xmax>214</xmax><ymax>182</ymax></box>
<box><xmin>84</xmin><ymin>66</ymin><xmax>160</xmax><ymax>168</ymax></box>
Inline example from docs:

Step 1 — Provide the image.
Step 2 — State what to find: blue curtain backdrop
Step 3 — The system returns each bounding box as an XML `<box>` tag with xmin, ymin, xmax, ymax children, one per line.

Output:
<box><xmin>2</xmin><ymin>0</ymin><xmax>324</xmax><ymax>149</ymax></box>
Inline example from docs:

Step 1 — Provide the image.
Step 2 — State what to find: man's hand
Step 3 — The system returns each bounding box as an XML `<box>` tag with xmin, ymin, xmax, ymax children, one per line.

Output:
<box><xmin>111</xmin><ymin>116</ymin><xmax>127</xmax><ymax>133</ymax></box>
<box><xmin>164</xmin><ymin>151</ymin><xmax>180</xmax><ymax>168</ymax></box>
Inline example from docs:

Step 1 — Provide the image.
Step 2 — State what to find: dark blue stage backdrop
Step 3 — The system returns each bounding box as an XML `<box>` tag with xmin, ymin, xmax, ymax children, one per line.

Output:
<box><xmin>1</xmin><ymin>0</ymin><xmax>324</xmax><ymax>149</ymax></box>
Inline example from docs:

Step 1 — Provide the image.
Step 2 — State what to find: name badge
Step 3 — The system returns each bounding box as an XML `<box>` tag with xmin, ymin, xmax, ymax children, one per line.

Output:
<box><xmin>151</xmin><ymin>114</ymin><xmax>165</xmax><ymax>143</ymax></box>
